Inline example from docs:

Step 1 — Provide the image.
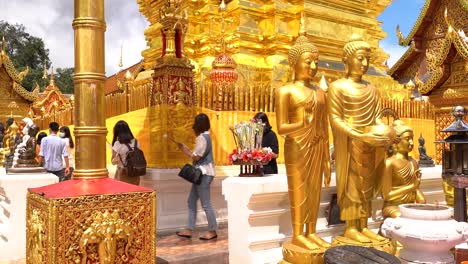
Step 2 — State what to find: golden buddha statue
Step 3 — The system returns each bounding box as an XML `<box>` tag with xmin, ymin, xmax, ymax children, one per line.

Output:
<box><xmin>328</xmin><ymin>36</ymin><xmax>390</xmax><ymax>244</ymax></box>
<box><xmin>382</xmin><ymin>120</ymin><xmax>426</xmax><ymax>218</ymax></box>
<box><xmin>275</xmin><ymin>35</ymin><xmax>331</xmax><ymax>251</ymax></box>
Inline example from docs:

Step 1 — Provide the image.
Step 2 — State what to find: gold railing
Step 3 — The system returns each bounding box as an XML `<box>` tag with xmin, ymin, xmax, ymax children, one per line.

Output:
<box><xmin>32</xmin><ymin>108</ymin><xmax>74</xmax><ymax>129</ymax></box>
<box><xmin>104</xmin><ymin>77</ymin><xmax>435</xmax><ymax>121</ymax></box>
<box><xmin>380</xmin><ymin>98</ymin><xmax>435</xmax><ymax>119</ymax></box>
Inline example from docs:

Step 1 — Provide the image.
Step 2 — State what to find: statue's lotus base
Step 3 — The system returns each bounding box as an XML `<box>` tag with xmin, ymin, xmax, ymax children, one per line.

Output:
<box><xmin>8</xmin><ymin>166</ymin><xmax>46</xmax><ymax>174</ymax></box>
<box><xmin>279</xmin><ymin>241</ymin><xmax>325</xmax><ymax>264</ymax></box>
<box><xmin>331</xmin><ymin>236</ymin><xmax>396</xmax><ymax>255</ymax></box>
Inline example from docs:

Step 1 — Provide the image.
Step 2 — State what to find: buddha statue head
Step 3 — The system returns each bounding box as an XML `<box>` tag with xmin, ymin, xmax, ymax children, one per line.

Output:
<box><xmin>28</xmin><ymin>124</ymin><xmax>40</xmax><ymax>138</ymax></box>
<box><xmin>393</xmin><ymin>120</ymin><xmax>414</xmax><ymax>154</ymax></box>
<box><xmin>343</xmin><ymin>35</ymin><xmax>371</xmax><ymax>78</ymax></box>
<box><xmin>288</xmin><ymin>36</ymin><xmax>319</xmax><ymax>81</ymax></box>
<box><xmin>452</xmin><ymin>106</ymin><xmax>466</xmax><ymax>121</ymax></box>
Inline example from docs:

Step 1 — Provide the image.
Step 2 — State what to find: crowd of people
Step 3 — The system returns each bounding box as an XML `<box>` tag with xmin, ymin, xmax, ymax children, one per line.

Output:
<box><xmin>1</xmin><ymin>112</ymin><xmax>280</xmax><ymax>242</ymax></box>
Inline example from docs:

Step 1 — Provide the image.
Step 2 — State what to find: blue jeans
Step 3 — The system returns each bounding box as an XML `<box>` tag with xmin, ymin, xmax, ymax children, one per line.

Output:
<box><xmin>187</xmin><ymin>175</ymin><xmax>218</xmax><ymax>231</ymax></box>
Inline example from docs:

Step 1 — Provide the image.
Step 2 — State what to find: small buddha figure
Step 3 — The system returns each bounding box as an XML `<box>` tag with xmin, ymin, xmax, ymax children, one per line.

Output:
<box><xmin>328</xmin><ymin>35</ymin><xmax>391</xmax><ymax>243</ymax></box>
<box><xmin>16</xmin><ymin>124</ymin><xmax>41</xmax><ymax>167</ymax></box>
<box><xmin>382</xmin><ymin>120</ymin><xmax>426</xmax><ymax>218</ymax></box>
<box><xmin>417</xmin><ymin>134</ymin><xmax>435</xmax><ymax>167</ymax></box>
<box><xmin>275</xmin><ymin>35</ymin><xmax>331</xmax><ymax>250</ymax></box>
<box><xmin>4</xmin><ymin>120</ymin><xmax>20</xmax><ymax>170</ymax></box>
<box><xmin>173</xmin><ymin>78</ymin><xmax>189</xmax><ymax>106</ymax></box>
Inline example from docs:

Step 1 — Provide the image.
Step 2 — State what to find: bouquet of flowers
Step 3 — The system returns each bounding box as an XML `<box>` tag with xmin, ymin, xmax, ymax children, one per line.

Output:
<box><xmin>228</xmin><ymin>119</ymin><xmax>273</xmax><ymax>165</ymax></box>
<box><xmin>228</xmin><ymin>147</ymin><xmax>273</xmax><ymax>164</ymax></box>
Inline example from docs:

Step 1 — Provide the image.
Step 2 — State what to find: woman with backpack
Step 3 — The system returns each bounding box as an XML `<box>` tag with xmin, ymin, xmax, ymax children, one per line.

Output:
<box><xmin>111</xmin><ymin>120</ymin><xmax>140</xmax><ymax>185</ymax></box>
<box><xmin>175</xmin><ymin>113</ymin><xmax>218</xmax><ymax>241</ymax></box>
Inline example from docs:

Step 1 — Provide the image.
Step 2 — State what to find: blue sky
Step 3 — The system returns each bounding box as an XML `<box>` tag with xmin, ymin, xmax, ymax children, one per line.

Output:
<box><xmin>378</xmin><ymin>0</ymin><xmax>427</xmax><ymax>66</ymax></box>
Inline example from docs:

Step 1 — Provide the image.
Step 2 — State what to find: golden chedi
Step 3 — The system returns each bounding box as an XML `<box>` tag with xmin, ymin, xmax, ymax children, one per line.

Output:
<box><xmin>382</xmin><ymin>120</ymin><xmax>426</xmax><ymax>218</ymax></box>
<box><xmin>328</xmin><ymin>35</ymin><xmax>394</xmax><ymax>252</ymax></box>
<box><xmin>276</xmin><ymin>35</ymin><xmax>331</xmax><ymax>263</ymax></box>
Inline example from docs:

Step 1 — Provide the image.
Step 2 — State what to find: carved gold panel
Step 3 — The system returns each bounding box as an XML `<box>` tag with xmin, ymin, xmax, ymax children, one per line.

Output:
<box><xmin>26</xmin><ymin>191</ymin><xmax>156</xmax><ymax>264</ymax></box>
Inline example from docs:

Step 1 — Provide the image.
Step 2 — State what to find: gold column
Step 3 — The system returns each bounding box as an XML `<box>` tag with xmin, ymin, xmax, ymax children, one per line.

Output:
<box><xmin>72</xmin><ymin>0</ymin><xmax>108</xmax><ymax>179</ymax></box>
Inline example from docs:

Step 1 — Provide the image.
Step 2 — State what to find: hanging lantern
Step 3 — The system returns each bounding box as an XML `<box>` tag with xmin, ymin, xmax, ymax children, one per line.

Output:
<box><xmin>209</xmin><ymin>53</ymin><xmax>238</xmax><ymax>85</ymax></box>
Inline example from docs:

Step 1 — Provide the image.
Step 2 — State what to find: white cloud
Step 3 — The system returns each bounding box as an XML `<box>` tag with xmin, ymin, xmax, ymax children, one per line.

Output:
<box><xmin>380</xmin><ymin>40</ymin><xmax>407</xmax><ymax>68</ymax></box>
<box><xmin>0</xmin><ymin>0</ymin><xmax>148</xmax><ymax>76</ymax></box>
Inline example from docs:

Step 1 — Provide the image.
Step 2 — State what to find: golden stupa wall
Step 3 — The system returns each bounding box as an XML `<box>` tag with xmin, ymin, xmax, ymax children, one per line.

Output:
<box><xmin>117</xmin><ymin>0</ymin><xmax>435</xmax><ymax>168</ymax></box>
<box><xmin>137</xmin><ymin>0</ymin><xmax>404</xmax><ymax>110</ymax></box>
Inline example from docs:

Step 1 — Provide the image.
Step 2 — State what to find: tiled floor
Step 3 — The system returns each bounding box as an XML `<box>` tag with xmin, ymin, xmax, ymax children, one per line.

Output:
<box><xmin>1</xmin><ymin>227</ymin><xmax>229</xmax><ymax>264</ymax></box>
<box><xmin>157</xmin><ymin>227</ymin><xmax>229</xmax><ymax>264</ymax></box>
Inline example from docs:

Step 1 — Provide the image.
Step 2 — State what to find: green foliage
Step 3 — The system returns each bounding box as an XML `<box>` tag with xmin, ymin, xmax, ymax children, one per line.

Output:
<box><xmin>0</xmin><ymin>21</ymin><xmax>74</xmax><ymax>94</ymax></box>
<box><xmin>54</xmin><ymin>67</ymin><xmax>74</xmax><ymax>94</ymax></box>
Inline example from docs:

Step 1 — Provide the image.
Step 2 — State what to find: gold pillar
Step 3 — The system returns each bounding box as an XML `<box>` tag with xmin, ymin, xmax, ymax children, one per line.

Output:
<box><xmin>72</xmin><ymin>0</ymin><xmax>108</xmax><ymax>179</ymax></box>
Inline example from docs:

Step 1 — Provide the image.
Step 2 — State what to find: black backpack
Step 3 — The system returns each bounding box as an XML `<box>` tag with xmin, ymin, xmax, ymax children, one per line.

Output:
<box><xmin>122</xmin><ymin>140</ymin><xmax>147</xmax><ymax>177</ymax></box>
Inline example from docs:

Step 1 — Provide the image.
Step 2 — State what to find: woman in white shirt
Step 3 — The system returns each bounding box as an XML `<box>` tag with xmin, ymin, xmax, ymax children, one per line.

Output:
<box><xmin>59</xmin><ymin>126</ymin><xmax>74</xmax><ymax>180</ymax></box>
<box><xmin>111</xmin><ymin>120</ymin><xmax>140</xmax><ymax>185</ymax></box>
<box><xmin>175</xmin><ymin>113</ymin><xmax>218</xmax><ymax>240</ymax></box>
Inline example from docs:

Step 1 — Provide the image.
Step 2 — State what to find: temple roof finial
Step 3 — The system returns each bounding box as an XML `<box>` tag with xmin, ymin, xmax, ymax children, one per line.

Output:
<box><xmin>1</xmin><ymin>35</ymin><xmax>5</xmax><ymax>54</ymax></box>
<box><xmin>42</xmin><ymin>59</ymin><xmax>48</xmax><ymax>80</ymax></box>
<box><xmin>118</xmin><ymin>43</ymin><xmax>123</xmax><ymax>68</ymax></box>
<box><xmin>49</xmin><ymin>66</ymin><xmax>55</xmax><ymax>85</ymax></box>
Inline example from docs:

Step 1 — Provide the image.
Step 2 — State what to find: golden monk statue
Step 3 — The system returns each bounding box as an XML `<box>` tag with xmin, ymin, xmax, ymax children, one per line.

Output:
<box><xmin>382</xmin><ymin>120</ymin><xmax>426</xmax><ymax>218</ymax></box>
<box><xmin>328</xmin><ymin>36</ymin><xmax>390</xmax><ymax>243</ymax></box>
<box><xmin>276</xmin><ymin>35</ymin><xmax>331</xmax><ymax>251</ymax></box>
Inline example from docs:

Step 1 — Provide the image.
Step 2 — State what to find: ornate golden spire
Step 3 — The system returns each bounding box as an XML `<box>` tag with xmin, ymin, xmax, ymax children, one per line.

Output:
<box><xmin>49</xmin><ymin>66</ymin><xmax>55</xmax><ymax>85</ymax></box>
<box><xmin>1</xmin><ymin>35</ymin><xmax>5</xmax><ymax>54</ymax></box>
<box><xmin>118</xmin><ymin>44</ymin><xmax>123</xmax><ymax>68</ymax></box>
<box><xmin>42</xmin><ymin>59</ymin><xmax>48</xmax><ymax>79</ymax></box>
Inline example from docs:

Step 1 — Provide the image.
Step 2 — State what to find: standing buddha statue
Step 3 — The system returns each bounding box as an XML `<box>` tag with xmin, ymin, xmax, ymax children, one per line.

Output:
<box><xmin>276</xmin><ymin>34</ymin><xmax>331</xmax><ymax>255</ymax></box>
<box><xmin>382</xmin><ymin>120</ymin><xmax>426</xmax><ymax>218</ymax></box>
<box><xmin>328</xmin><ymin>35</ymin><xmax>391</xmax><ymax>245</ymax></box>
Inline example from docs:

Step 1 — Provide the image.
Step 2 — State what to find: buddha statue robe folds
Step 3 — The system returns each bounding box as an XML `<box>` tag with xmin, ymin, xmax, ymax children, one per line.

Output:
<box><xmin>382</xmin><ymin>120</ymin><xmax>426</xmax><ymax>218</ymax></box>
<box><xmin>276</xmin><ymin>35</ymin><xmax>331</xmax><ymax>253</ymax></box>
<box><xmin>328</xmin><ymin>36</ymin><xmax>391</xmax><ymax>244</ymax></box>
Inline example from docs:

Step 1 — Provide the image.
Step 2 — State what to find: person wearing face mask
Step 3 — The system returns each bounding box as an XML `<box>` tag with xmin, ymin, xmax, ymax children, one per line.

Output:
<box><xmin>39</xmin><ymin>122</ymin><xmax>69</xmax><ymax>182</ymax></box>
<box><xmin>59</xmin><ymin>126</ymin><xmax>75</xmax><ymax>180</ymax></box>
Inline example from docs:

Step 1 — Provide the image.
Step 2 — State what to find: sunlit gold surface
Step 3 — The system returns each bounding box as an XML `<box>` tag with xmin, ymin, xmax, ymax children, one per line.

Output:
<box><xmin>27</xmin><ymin>209</ymin><xmax>44</xmax><ymax>264</ymax></box>
<box><xmin>382</xmin><ymin>121</ymin><xmax>426</xmax><ymax>218</ymax></box>
<box><xmin>328</xmin><ymin>37</ymin><xmax>389</xmax><ymax>244</ymax></box>
<box><xmin>26</xmin><ymin>191</ymin><xmax>156</xmax><ymax>263</ymax></box>
<box><xmin>135</xmin><ymin>0</ymin><xmax>405</xmax><ymax>117</ymax></box>
<box><xmin>275</xmin><ymin>35</ymin><xmax>330</xmax><ymax>256</ymax></box>
<box><xmin>72</xmin><ymin>0</ymin><xmax>108</xmax><ymax>179</ymax></box>
<box><xmin>79</xmin><ymin>210</ymin><xmax>134</xmax><ymax>264</ymax></box>
<box><xmin>0</xmin><ymin>38</ymin><xmax>36</xmax><ymax>121</ymax></box>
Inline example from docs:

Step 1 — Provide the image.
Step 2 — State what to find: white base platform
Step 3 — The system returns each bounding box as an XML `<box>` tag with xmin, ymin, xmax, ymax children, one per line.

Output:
<box><xmin>0</xmin><ymin>170</ymin><xmax>58</xmax><ymax>262</ymax></box>
<box><xmin>131</xmin><ymin>167</ymin><xmax>237</xmax><ymax>233</ymax></box>
<box><xmin>223</xmin><ymin>166</ymin><xmax>444</xmax><ymax>264</ymax></box>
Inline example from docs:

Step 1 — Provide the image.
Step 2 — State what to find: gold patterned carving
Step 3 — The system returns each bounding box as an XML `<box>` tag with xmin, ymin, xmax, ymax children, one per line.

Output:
<box><xmin>434</xmin><ymin>109</ymin><xmax>454</xmax><ymax>164</ymax></box>
<box><xmin>27</xmin><ymin>209</ymin><xmax>45</xmax><ymax>264</ymax></box>
<box><xmin>26</xmin><ymin>191</ymin><xmax>156</xmax><ymax>264</ymax></box>
<box><xmin>78</xmin><ymin>210</ymin><xmax>135</xmax><ymax>264</ymax></box>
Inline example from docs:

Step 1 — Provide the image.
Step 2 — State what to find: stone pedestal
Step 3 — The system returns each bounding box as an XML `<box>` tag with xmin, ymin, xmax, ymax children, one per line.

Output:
<box><xmin>222</xmin><ymin>166</ymin><xmax>444</xmax><ymax>264</ymax></box>
<box><xmin>0</xmin><ymin>171</ymin><xmax>58</xmax><ymax>261</ymax></box>
<box><xmin>137</xmin><ymin>167</ymin><xmax>230</xmax><ymax>233</ymax></box>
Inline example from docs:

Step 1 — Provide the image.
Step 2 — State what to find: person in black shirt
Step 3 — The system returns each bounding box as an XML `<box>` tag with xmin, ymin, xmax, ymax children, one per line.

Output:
<box><xmin>254</xmin><ymin>112</ymin><xmax>279</xmax><ymax>174</ymax></box>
